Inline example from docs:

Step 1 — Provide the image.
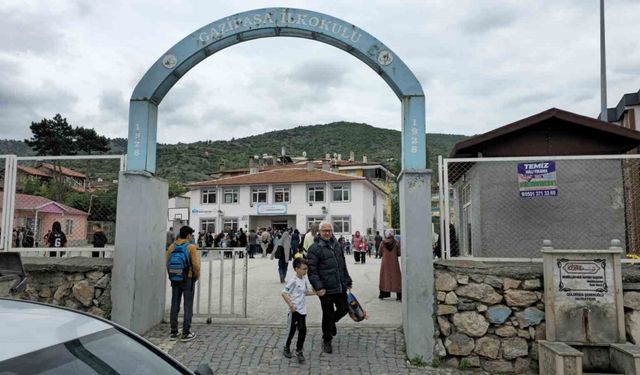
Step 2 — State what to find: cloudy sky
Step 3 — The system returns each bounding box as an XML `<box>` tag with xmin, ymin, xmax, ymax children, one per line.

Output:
<box><xmin>2</xmin><ymin>0</ymin><xmax>639</xmax><ymax>144</ymax></box>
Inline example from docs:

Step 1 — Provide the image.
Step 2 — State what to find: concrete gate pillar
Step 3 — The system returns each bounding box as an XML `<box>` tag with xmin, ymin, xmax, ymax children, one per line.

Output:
<box><xmin>399</xmin><ymin>169</ymin><xmax>434</xmax><ymax>361</ymax></box>
<box><xmin>111</xmin><ymin>171</ymin><xmax>168</xmax><ymax>333</ymax></box>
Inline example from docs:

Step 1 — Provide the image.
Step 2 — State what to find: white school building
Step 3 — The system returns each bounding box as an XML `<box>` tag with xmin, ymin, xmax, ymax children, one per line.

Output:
<box><xmin>178</xmin><ymin>166</ymin><xmax>387</xmax><ymax>236</ymax></box>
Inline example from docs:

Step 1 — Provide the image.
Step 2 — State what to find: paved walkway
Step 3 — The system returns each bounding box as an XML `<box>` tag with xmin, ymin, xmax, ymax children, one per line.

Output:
<box><xmin>153</xmin><ymin>255</ymin><xmax>488</xmax><ymax>374</ymax></box>
<box><xmin>166</xmin><ymin>255</ymin><xmax>403</xmax><ymax>327</ymax></box>
<box><xmin>145</xmin><ymin>323</ymin><xmax>485</xmax><ymax>375</ymax></box>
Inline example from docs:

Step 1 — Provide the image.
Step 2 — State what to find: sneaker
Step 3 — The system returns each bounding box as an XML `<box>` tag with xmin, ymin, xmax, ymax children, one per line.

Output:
<box><xmin>283</xmin><ymin>348</ymin><xmax>292</xmax><ymax>358</ymax></box>
<box><xmin>296</xmin><ymin>351</ymin><xmax>305</xmax><ymax>363</ymax></box>
<box><xmin>169</xmin><ymin>331</ymin><xmax>179</xmax><ymax>340</ymax></box>
<box><xmin>180</xmin><ymin>332</ymin><xmax>197</xmax><ymax>342</ymax></box>
<box><xmin>322</xmin><ymin>341</ymin><xmax>332</xmax><ymax>354</ymax></box>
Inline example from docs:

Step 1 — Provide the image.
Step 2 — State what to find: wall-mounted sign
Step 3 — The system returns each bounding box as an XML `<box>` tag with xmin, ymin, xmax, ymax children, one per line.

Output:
<box><xmin>557</xmin><ymin>258</ymin><xmax>608</xmax><ymax>301</ymax></box>
<box><xmin>192</xmin><ymin>208</ymin><xmax>215</xmax><ymax>215</ymax></box>
<box><xmin>517</xmin><ymin>161</ymin><xmax>557</xmax><ymax>198</ymax></box>
<box><xmin>257</xmin><ymin>204</ymin><xmax>287</xmax><ymax>215</ymax></box>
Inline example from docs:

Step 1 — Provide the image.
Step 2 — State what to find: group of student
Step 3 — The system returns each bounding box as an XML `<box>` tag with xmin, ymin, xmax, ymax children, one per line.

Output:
<box><xmin>166</xmin><ymin>222</ymin><xmax>359</xmax><ymax>362</ymax></box>
<box><xmin>7</xmin><ymin>222</ymin><xmax>107</xmax><ymax>255</ymax></box>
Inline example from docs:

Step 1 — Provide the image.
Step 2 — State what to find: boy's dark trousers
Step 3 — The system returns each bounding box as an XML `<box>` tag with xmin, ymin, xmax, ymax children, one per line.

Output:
<box><xmin>278</xmin><ymin>257</ymin><xmax>287</xmax><ymax>282</ymax></box>
<box><xmin>285</xmin><ymin>311</ymin><xmax>307</xmax><ymax>351</ymax></box>
<box><xmin>319</xmin><ymin>293</ymin><xmax>349</xmax><ymax>342</ymax></box>
<box><xmin>170</xmin><ymin>278</ymin><xmax>195</xmax><ymax>334</ymax></box>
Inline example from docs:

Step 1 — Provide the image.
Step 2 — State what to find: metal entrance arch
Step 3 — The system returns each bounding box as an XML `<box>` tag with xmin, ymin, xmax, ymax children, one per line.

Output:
<box><xmin>121</xmin><ymin>7</ymin><xmax>433</xmax><ymax>360</ymax></box>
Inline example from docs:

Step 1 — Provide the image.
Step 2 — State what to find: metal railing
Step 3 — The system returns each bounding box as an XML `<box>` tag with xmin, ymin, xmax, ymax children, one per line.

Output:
<box><xmin>437</xmin><ymin>154</ymin><xmax>640</xmax><ymax>260</ymax></box>
<box><xmin>11</xmin><ymin>247</ymin><xmax>115</xmax><ymax>258</ymax></box>
<box><xmin>166</xmin><ymin>248</ymin><xmax>248</xmax><ymax>320</ymax></box>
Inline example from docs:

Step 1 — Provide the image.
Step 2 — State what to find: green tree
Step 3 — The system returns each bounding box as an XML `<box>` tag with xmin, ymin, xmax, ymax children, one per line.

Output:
<box><xmin>73</xmin><ymin>127</ymin><xmax>110</xmax><ymax>154</ymax></box>
<box><xmin>73</xmin><ymin>126</ymin><xmax>111</xmax><ymax>185</ymax></box>
<box><xmin>168</xmin><ymin>180</ymin><xmax>187</xmax><ymax>198</ymax></box>
<box><xmin>390</xmin><ymin>182</ymin><xmax>400</xmax><ymax>229</ymax></box>
<box><xmin>25</xmin><ymin>114</ymin><xmax>76</xmax><ymax>156</ymax></box>
<box><xmin>25</xmin><ymin>114</ymin><xmax>76</xmax><ymax>201</ymax></box>
<box><xmin>25</xmin><ymin>114</ymin><xmax>112</xmax><ymax>201</ymax></box>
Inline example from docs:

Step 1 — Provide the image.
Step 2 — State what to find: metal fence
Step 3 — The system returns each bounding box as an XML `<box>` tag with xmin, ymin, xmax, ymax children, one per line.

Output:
<box><xmin>438</xmin><ymin>154</ymin><xmax>640</xmax><ymax>259</ymax></box>
<box><xmin>1</xmin><ymin>155</ymin><xmax>125</xmax><ymax>256</ymax></box>
<box><xmin>165</xmin><ymin>248</ymin><xmax>248</xmax><ymax>320</ymax></box>
<box><xmin>0</xmin><ymin>155</ymin><xmax>15</xmax><ymax>251</ymax></box>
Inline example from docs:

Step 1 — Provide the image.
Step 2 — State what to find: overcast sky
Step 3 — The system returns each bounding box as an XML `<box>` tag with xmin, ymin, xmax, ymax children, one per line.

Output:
<box><xmin>2</xmin><ymin>0</ymin><xmax>639</xmax><ymax>144</ymax></box>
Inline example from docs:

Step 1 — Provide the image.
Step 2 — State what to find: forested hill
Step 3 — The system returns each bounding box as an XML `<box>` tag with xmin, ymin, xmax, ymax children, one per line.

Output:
<box><xmin>1</xmin><ymin>122</ymin><xmax>468</xmax><ymax>183</ymax></box>
<box><xmin>157</xmin><ymin>122</ymin><xmax>468</xmax><ymax>182</ymax></box>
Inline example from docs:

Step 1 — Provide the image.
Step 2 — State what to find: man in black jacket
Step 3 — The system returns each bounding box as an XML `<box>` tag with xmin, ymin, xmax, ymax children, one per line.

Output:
<box><xmin>307</xmin><ymin>221</ymin><xmax>353</xmax><ymax>354</ymax></box>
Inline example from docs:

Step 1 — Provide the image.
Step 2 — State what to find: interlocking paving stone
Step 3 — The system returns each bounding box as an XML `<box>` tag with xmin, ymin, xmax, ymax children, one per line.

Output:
<box><xmin>145</xmin><ymin>323</ymin><xmax>489</xmax><ymax>374</ymax></box>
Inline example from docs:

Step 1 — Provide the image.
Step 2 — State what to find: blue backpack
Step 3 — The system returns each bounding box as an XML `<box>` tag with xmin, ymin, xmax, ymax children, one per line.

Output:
<box><xmin>167</xmin><ymin>242</ymin><xmax>191</xmax><ymax>282</ymax></box>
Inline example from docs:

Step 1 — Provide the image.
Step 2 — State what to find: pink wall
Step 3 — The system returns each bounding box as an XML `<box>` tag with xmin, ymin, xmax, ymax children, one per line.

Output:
<box><xmin>14</xmin><ymin>211</ymin><xmax>89</xmax><ymax>246</ymax></box>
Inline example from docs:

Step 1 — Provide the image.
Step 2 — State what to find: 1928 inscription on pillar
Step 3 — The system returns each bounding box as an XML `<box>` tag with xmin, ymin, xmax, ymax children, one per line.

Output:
<box><xmin>557</xmin><ymin>258</ymin><xmax>608</xmax><ymax>301</ymax></box>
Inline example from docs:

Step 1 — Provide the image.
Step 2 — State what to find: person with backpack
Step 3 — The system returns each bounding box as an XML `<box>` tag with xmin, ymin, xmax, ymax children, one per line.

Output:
<box><xmin>166</xmin><ymin>226</ymin><xmax>200</xmax><ymax>342</ymax></box>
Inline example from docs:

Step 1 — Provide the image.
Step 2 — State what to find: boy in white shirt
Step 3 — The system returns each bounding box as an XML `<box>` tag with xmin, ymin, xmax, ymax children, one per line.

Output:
<box><xmin>281</xmin><ymin>258</ymin><xmax>316</xmax><ymax>363</ymax></box>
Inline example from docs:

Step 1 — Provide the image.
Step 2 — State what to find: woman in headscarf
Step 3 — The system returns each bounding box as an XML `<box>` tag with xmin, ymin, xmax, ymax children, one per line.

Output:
<box><xmin>351</xmin><ymin>231</ymin><xmax>363</xmax><ymax>264</ymax></box>
<box><xmin>378</xmin><ymin>229</ymin><xmax>401</xmax><ymax>301</ymax></box>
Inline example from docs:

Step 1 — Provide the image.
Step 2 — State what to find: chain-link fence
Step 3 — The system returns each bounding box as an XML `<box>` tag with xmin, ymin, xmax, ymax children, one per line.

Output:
<box><xmin>438</xmin><ymin>155</ymin><xmax>640</xmax><ymax>259</ymax></box>
<box><xmin>1</xmin><ymin>155</ymin><xmax>125</xmax><ymax>257</ymax></box>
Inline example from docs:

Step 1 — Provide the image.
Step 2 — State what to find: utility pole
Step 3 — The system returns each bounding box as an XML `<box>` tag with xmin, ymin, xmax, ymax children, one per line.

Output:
<box><xmin>600</xmin><ymin>0</ymin><xmax>608</xmax><ymax>121</ymax></box>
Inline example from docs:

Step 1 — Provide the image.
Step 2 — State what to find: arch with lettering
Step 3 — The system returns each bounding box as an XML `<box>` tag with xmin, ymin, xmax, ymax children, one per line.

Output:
<box><xmin>127</xmin><ymin>7</ymin><xmax>425</xmax><ymax>172</ymax></box>
<box><xmin>125</xmin><ymin>7</ymin><xmax>431</xmax><ymax>359</ymax></box>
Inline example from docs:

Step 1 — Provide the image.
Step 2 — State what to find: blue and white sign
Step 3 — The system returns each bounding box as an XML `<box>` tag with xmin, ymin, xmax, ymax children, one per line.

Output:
<box><xmin>192</xmin><ymin>208</ymin><xmax>215</xmax><ymax>215</ymax></box>
<box><xmin>257</xmin><ymin>204</ymin><xmax>287</xmax><ymax>215</ymax></box>
<box><xmin>518</xmin><ymin>161</ymin><xmax>558</xmax><ymax>198</ymax></box>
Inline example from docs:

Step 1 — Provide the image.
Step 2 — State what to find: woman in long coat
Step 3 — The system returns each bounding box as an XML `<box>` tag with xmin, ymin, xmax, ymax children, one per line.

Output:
<box><xmin>378</xmin><ymin>230</ymin><xmax>401</xmax><ymax>301</ymax></box>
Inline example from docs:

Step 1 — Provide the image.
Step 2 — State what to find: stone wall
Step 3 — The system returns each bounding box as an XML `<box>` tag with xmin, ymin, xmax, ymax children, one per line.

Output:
<box><xmin>434</xmin><ymin>260</ymin><xmax>640</xmax><ymax>373</ymax></box>
<box><xmin>13</xmin><ymin>257</ymin><xmax>113</xmax><ymax>318</ymax></box>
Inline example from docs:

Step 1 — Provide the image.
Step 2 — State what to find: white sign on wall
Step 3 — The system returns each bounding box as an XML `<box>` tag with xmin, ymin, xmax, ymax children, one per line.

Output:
<box><xmin>257</xmin><ymin>204</ymin><xmax>287</xmax><ymax>215</ymax></box>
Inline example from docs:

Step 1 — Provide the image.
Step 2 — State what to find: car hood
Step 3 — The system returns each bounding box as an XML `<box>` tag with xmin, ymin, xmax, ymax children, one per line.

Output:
<box><xmin>0</xmin><ymin>299</ymin><xmax>112</xmax><ymax>361</ymax></box>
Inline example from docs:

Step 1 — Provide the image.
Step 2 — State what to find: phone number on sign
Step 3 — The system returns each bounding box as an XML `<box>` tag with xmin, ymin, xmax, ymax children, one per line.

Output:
<box><xmin>520</xmin><ymin>190</ymin><xmax>557</xmax><ymax>198</ymax></box>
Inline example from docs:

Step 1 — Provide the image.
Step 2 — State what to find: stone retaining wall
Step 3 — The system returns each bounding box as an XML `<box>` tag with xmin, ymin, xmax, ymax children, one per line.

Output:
<box><xmin>434</xmin><ymin>260</ymin><xmax>640</xmax><ymax>373</ymax></box>
<box><xmin>13</xmin><ymin>257</ymin><xmax>113</xmax><ymax>318</ymax></box>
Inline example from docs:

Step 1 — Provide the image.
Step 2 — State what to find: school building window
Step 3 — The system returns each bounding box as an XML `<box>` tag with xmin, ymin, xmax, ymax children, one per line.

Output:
<box><xmin>331</xmin><ymin>184</ymin><xmax>350</xmax><ymax>202</ymax></box>
<box><xmin>332</xmin><ymin>216</ymin><xmax>350</xmax><ymax>234</ymax></box>
<box><xmin>200</xmin><ymin>219</ymin><xmax>216</xmax><ymax>234</ymax></box>
<box><xmin>223</xmin><ymin>217</ymin><xmax>239</xmax><ymax>232</ymax></box>
<box><xmin>251</xmin><ymin>186</ymin><xmax>268</xmax><ymax>204</ymax></box>
<box><xmin>201</xmin><ymin>188</ymin><xmax>216</xmax><ymax>204</ymax></box>
<box><xmin>307</xmin><ymin>184</ymin><xmax>325</xmax><ymax>203</ymax></box>
<box><xmin>273</xmin><ymin>186</ymin><xmax>290</xmax><ymax>203</ymax></box>
<box><xmin>223</xmin><ymin>188</ymin><xmax>239</xmax><ymax>204</ymax></box>
<box><xmin>306</xmin><ymin>216</ymin><xmax>325</xmax><ymax>230</ymax></box>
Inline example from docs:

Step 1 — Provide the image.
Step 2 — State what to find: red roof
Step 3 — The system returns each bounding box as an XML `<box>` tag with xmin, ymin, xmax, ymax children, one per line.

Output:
<box><xmin>39</xmin><ymin>163</ymin><xmax>86</xmax><ymax>178</ymax></box>
<box><xmin>17</xmin><ymin>165</ymin><xmax>51</xmax><ymax>178</ymax></box>
<box><xmin>191</xmin><ymin>168</ymin><xmax>365</xmax><ymax>187</ymax></box>
<box><xmin>0</xmin><ymin>194</ymin><xmax>88</xmax><ymax>216</ymax></box>
<box><xmin>213</xmin><ymin>160</ymin><xmax>386</xmax><ymax>177</ymax></box>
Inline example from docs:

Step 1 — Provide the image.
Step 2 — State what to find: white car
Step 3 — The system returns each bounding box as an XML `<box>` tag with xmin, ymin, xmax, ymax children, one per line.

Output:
<box><xmin>0</xmin><ymin>298</ymin><xmax>213</xmax><ymax>375</ymax></box>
